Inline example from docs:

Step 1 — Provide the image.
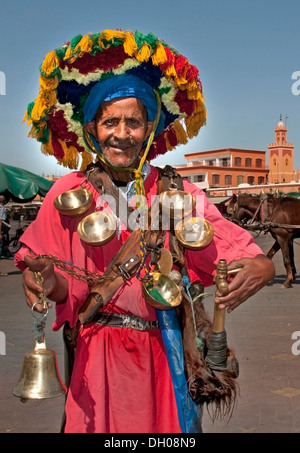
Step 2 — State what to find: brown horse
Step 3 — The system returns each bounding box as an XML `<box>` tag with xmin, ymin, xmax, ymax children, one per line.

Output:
<box><xmin>226</xmin><ymin>193</ymin><xmax>300</xmax><ymax>288</ymax></box>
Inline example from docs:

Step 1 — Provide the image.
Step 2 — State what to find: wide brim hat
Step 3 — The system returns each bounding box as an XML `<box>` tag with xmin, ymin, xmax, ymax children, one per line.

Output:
<box><xmin>24</xmin><ymin>29</ymin><xmax>206</xmax><ymax>170</ymax></box>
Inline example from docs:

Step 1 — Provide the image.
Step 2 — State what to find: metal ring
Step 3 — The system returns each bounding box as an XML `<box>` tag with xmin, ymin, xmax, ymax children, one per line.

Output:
<box><xmin>31</xmin><ymin>301</ymin><xmax>48</xmax><ymax>320</ymax></box>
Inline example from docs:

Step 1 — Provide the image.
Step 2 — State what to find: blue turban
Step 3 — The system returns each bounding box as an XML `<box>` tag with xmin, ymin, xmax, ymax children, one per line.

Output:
<box><xmin>83</xmin><ymin>74</ymin><xmax>165</xmax><ymax>143</ymax></box>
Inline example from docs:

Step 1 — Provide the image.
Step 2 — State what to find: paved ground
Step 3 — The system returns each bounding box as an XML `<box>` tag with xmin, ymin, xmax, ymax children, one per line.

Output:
<box><xmin>1</xmin><ymin>226</ymin><xmax>300</xmax><ymax>433</ymax></box>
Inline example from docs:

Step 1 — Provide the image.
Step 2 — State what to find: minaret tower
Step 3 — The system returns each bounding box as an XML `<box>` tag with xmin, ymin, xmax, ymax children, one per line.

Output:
<box><xmin>268</xmin><ymin>115</ymin><xmax>294</xmax><ymax>184</ymax></box>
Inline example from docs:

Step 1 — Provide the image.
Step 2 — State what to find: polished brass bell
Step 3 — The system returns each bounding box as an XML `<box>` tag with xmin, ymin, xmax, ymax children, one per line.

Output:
<box><xmin>159</xmin><ymin>190</ymin><xmax>196</xmax><ymax>219</ymax></box>
<box><xmin>175</xmin><ymin>217</ymin><xmax>214</xmax><ymax>250</ymax></box>
<box><xmin>54</xmin><ymin>188</ymin><xmax>93</xmax><ymax>217</ymax></box>
<box><xmin>77</xmin><ymin>210</ymin><xmax>117</xmax><ymax>246</ymax></box>
<box><xmin>13</xmin><ymin>340</ymin><xmax>67</xmax><ymax>402</ymax></box>
<box><xmin>142</xmin><ymin>272</ymin><xmax>182</xmax><ymax>310</ymax></box>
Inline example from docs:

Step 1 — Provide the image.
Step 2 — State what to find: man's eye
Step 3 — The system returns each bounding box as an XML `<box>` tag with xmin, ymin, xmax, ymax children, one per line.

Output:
<box><xmin>104</xmin><ymin>119</ymin><xmax>115</xmax><ymax>126</ymax></box>
<box><xmin>128</xmin><ymin>119</ymin><xmax>140</xmax><ymax>127</ymax></box>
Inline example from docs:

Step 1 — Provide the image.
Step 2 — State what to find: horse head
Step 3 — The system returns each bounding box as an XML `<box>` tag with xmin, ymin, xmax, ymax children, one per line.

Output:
<box><xmin>226</xmin><ymin>194</ymin><xmax>262</xmax><ymax>224</ymax></box>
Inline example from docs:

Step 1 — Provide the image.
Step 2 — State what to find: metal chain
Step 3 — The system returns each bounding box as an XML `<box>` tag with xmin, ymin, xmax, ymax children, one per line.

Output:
<box><xmin>37</xmin><ymin>254</ymin><xmax>120</xmax><ymax>285</ymax></box>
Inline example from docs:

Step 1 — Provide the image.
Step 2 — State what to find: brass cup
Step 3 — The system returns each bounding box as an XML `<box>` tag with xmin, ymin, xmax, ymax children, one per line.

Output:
<box><xmin>175</xmin><ymin>217</ymin><xmax>214</xmax><ymax>250</ymax></box>
<box><xmin>142</xmin><ymin>272</ymin><xmax>182</xmax><ymax>310</ymax></box>
<box><xmin>159</xmin><ymin>190</ymin><xmax>196</xmax><ymax>219</ymax></box>
<box><xmin>54</xmin><ymin>188</ymin><xmax>93</xmax><ymax>217</ymax></box>
<box><xmin>77</xmin><ymin>211</ymin><xmax>117</xmax><ymax>246</ymax></box>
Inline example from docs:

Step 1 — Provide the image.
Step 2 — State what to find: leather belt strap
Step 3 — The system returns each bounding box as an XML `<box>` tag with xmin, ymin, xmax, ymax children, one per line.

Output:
<box><xmin>92</xmin><ymin>312</ymin><xmax>159</xmax><ymax>331</ymax></box>
<box><xmin>87</xmin><ymin>164</ymin><xmax>134</xmax><ymax>226</ymax></box>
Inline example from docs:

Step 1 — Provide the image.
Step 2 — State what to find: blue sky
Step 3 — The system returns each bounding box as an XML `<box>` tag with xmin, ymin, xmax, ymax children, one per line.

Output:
<box><xmin>0</xmin><ymin>0</ymin><xmax>300</xmax><ymax>177</ymax></box>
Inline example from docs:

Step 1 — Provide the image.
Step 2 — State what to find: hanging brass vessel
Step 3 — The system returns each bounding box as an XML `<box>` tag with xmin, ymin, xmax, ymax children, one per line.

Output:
<box><xmin>175</xmin><ymin>217</ymin><xmax>214</xmax><ymax>250</ymax></box>
<box><xmin>152</xmin><ymin>248</ymin><xmax>173</xmax><ymax>276</ymax></box>
<box><xmin>142</xmin><ymin>272</ymin><xmax>182</xmax><ymax>310</ymax></box>
<box><xmin>77</xmin><ymin>211</ymin><xmax>117</xmax><ymax>246</ymax></box>
<box><xmin>13</xmin><ymin>340</ymin><xmax>67</xmax><ymax>402</ymax></box>
<box><xmin>159</xmin><ymin>190</ymin><xmax>196</xmax><ymax>219</ymax></box>
<box><xmin>54</xmin><ymin>188</ymin><xmax>93</xmax><ymax>217</ymax></box>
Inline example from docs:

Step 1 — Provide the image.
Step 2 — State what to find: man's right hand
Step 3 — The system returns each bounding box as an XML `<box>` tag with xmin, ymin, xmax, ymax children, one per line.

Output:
<box><xmin>23</xmin><ymin>255</ymin><xmax>68</xmax><ymax>311</ymax></box>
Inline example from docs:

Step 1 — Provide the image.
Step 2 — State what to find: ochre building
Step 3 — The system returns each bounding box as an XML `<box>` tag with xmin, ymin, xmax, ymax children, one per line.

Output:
<box><xmin>175</xmin><ymin>119</ymin><xmax>300</xmax><ymax>191</ymax></box>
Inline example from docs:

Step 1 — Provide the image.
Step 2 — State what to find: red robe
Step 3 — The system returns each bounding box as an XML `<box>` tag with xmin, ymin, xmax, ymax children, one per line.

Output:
<box><xmin>15</xmin><ymin>166</ymin><xmax>263</xmax><ymax>433</ymax></box>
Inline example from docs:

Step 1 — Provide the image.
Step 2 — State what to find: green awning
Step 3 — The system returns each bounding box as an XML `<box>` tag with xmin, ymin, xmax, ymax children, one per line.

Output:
<box><xmin>0</xmin><ymin>162</ymin><xmax>54</xmax><ymax>202</ymax></box>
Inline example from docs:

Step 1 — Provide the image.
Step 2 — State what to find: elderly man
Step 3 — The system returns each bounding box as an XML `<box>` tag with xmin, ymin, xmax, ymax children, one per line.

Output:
<box><xmin>15</xmin><ymin>30</ymin><xmax>274</xmax><ymax>433</ymax></box>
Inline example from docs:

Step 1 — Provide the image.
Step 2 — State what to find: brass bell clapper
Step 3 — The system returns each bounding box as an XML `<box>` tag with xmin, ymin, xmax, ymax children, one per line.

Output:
<box><xmin>13</xmin><ymin>272</ymin><xmax>67</xmax><ymax>402</ymax></box>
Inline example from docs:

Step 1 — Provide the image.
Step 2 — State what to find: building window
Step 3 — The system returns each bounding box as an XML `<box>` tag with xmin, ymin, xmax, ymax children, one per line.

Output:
<box><xmin>245</xmin><ymin>158</ymin><xmax>252</xmax><ymax>167</ymax></box>
<box><xmin>224</xmin><ymin>175</ymin><xmax>232</xmax><ymax>185</ymax></box>
<box><xmin>234</xmin><ymin>157</ymin><xmax>242</xmax><ymax>167</ymax></box>
<box><xmin>258</xmin><ymin>176</ymin><xmax>264</xmax><ymax>184</ymax></box>
<box><xmin>237</xmin><ymin>175</ymin><xmax>244</xmax><ymax>185</ymax></box>
<box><xmin>247</xmin><ymin>175</ymin><xmax>254</xmax><ymax>184</ymax></box>
<box><xmin>196</xmin><ymin>175</ymin><xmax>205</xmax><ymax>182</ymax></box>
<box><xmin>256</xmin><ymin>159</ymin><xmax>262</xmax><ymax>168</ymax></box>
<box><xmin>212</xmin><ymin>174</ymin><xmax>220</xmax><ymax>185</ymax></box>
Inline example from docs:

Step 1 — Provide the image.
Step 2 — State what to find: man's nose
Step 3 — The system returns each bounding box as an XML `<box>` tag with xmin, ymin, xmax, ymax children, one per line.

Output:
<box><xmin>114</xmin><ymin>121</ymin><xmax>129</xmax><ymax>139</ymax></box>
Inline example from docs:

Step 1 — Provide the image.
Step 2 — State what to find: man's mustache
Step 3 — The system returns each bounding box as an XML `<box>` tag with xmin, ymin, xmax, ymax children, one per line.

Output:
<box><xmin>106</xmin><ymin>139</ymin><xmax>134</xmax><ymax>149</ymax></box>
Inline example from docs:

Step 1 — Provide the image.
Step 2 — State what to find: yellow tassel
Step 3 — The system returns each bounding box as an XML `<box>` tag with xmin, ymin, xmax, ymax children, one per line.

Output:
<box><xmin>40</xmin><ymin>74</ymin><xmax>59</xmax><ymax>91</ymax></box>
<box><xmin>165</xmin><ymin>64</ymin><xmax>177</xmax><ymax>78</ymax></box>
<box><xmin>58</xmin><ymin>140</ymin><xmax>79</xmax><ymax>169</ymax></box>
<box><xmin>102</xmin><ymin>30</ymin><xmax>125</xmax><ymax>41</ymax></box>
<box><xmin>173</xmin><ymin>120</ymin><xmax>188</xmax><ymax>145</ymax></box>
<box><xmin>98</xmin><ymin>30</ymin><xmax>125</xmax><ymax>51</ymax></box>
<box><xmin>123</xmin><ymin>32</ymin><xmax>138</xmax><ymax>56</ymax></box>
<box><xmin>64</xmin><ymin>46</ymin><xmax>72</xmax><ymax>61</ymax></box>
<box><xmin>165</xmin><ymin>133</ymin><xmax>174</xmax><ymax>151</ymax></box>
<box><xmin>76</xmin><ymin>35</ymin><xmax>93</xmax><ymax>54</ymax></box>
<box><xmin>31</xmin><ymin>121</ymin><xmax>47</xmax><ymax>140</ymax></box>
<box><xmin>41</xmin><ymin>141</ymin><xmax>54</xmax><ymax>157</ymax></box>
<box><xmin>136</xmin><ymin>43</ymin><xmax>151</xmax><ymax>62</ymax></box>
<box><xmin>151</xmin><ymin>43</ymin><xmax>167</xmax><ymax>65</ymax></box>
<box><xmin>41</xmin><ymin>51</ymin><xmax>59</xmax><ymax>76</ymax></box>
<box><xmin>27</xmin><ymin>126</ymin><xmax>37</xmax><ymax>138</ymax></box>
<box><xmin>98</xmin><ymin>37</ymin><xmax>110</xmax><ymax>50</ymax></box>
<box><xmin>80</xmin><ymin>150</ymin><xmax>94</xmax><ymax>171</ymax></box>
<box><xmin>31</xmin><ymin>95</ymin><xmax>47</xmax><ymax>121</ymax></box>
<box><xmin>22</xmin><ymin>111</ymin><xmax>30</xmax><ymax>124</ymax></box>
<box><xmin>44</xmin><ymin>90</ymin><xmax>57</xmax><ymax>107</ymax></box>
<box><xmin>185</xmin><ymin>111</ymin><xmax>206</xmax><ymax>138</ymax></box>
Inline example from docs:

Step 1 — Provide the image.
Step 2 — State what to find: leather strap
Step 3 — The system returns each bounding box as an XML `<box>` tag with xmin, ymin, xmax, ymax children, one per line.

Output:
<box><xmin>87</xmin><ymin>164</ymin><xmax>134</xmax><ymax>227</ymax></box>
<box><xmin>92</xmin><ymin>312</ymin><xmax>159</xmax><ymax>330</ymax></box>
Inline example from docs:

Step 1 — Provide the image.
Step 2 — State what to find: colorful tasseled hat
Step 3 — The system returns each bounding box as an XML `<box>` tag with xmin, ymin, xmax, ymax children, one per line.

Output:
<box><xmin>24</xmin><ymin>29</ymin><xmax>207</xmax><ymax>170</ymax></box>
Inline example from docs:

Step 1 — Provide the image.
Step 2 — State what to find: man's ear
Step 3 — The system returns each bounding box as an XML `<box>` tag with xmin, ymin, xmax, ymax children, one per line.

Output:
<box><xmin>146</xmin><ymin>121</ymin><xmax>154</xmax><ymax>138</ymax></box>
<box><xmin>84</xmin><ymin>121</ymin><xmax>97</xmax><ymax>138</ymax></box>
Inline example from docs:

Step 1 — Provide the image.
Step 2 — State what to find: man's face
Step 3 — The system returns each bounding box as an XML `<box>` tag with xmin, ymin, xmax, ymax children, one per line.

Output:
<box><xmin>88</xmin><ymin>97</ymin><xmax>153</xmax><ymax>168</ymax></box>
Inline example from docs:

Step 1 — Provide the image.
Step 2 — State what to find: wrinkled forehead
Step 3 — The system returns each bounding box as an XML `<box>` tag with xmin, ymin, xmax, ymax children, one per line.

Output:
<box><xmin>95</xmin><ymin>97</ymin><xmax>148</xmax><ymax>122</ymax></box>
